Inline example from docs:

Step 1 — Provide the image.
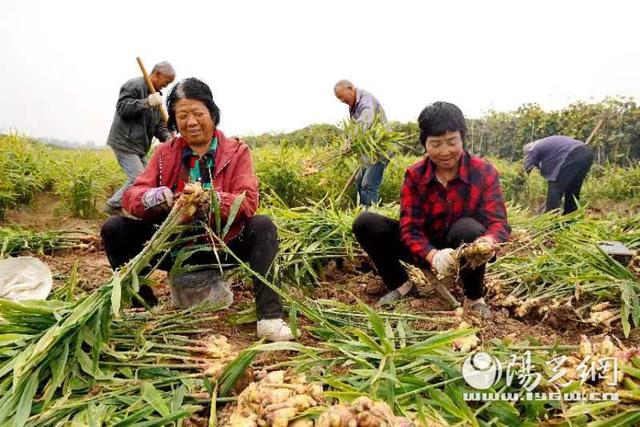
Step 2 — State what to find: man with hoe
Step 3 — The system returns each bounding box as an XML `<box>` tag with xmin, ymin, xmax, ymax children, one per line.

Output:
<box><xmin>104</xmin><ymin>61</ymin><xmax>176</xmax><ymax>215</ymax></box>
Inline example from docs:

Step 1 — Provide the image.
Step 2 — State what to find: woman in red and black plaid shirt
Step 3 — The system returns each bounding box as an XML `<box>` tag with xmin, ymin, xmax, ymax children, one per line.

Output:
<box><xmin>353</xmin><ymin>102</ymin><xmax>510</xmax><ymax>318</ymax></box>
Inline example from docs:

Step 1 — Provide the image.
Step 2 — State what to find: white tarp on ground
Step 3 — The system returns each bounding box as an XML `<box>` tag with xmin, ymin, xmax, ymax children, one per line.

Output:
<box><xmin>0</xmin><ymin>256</ymin><xmax>53</xmax><ymax>300</ymax></box>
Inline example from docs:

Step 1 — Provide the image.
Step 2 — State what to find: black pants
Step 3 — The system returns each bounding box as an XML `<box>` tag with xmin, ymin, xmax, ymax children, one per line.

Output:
<box><xmin>352</xmin><ymin>212</ymin><xmax>487</xmax><ymax>299</ymax></box>
<box><xmin>546</xmin><ymin>145</ymin><xmax>594</xmax><ymax>215</ymax></box>
<box><xmin>100</xmin><ymin>215</ymin><xmax>284</xmax><ymax>319</ymax></box>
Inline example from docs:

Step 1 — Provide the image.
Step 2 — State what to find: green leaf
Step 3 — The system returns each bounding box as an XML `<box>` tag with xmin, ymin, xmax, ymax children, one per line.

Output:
<box><xmin>211</xmin><ymin>189</ymin><xmax>222</xmax><ymax>235</ymax></box>
<box><xmin>76</xmin><ymin>347</ymin><xmax>96</xmax><ymax>377</ymax></box>
<box><xmin>141</xmin><ymin>381</ymin><xmax>170</xmax><ymax>417</ymax></box>
<box><xmin>350</xmin><ymin>328</ymin><xmax>384</xmax><ymax>354</ymax></box>
<box><xmin>111</xmin><ymin>274</ymin><xmax>122</xmax><ymax>318</ymax></box>
<box><xmin>586</xmin><ymin>409</ymin><xmax>640</xmax><ymax>426</ymax></box>
<box><xmin>401</xmin><ymin>328</ymin><xmax>472</xmax><ymax>357</ymax></box>
<box><xmin>384</xmin><ymin>359</ymin><xmax>396</xmax><ymax>410</ymax></box>
<box><xmin>111</xmin><ymin>407</ymin><xmax>155</xmax><ymax>427</ymax></box>
<box><xmin>15</xmin><ymin>367</ymin><xmax>40</xmax><ymax>427</ymax></box>
<box><xmin>0</xmin><ymin>333</ymin><xmax>29</xmax><ymax>347</ymax></box>
<box><xmin>221</xmin><ymin>192</ymin><xmax>246</xmax><ymax>239</ymax></box>
<box><xmin>359</xmin><ymin>300</ymin><xmax>393</xmax><ymax>353</ymax></box>
<box><xmin>289</xmin><ymin>306</ymin><xmax>299</xmax><ymax>339</ymax></box>
<box><xmin>566</xmin><ymin>401</ymin><xmax>618</xmax><ymax>418</ymax></box>
<box><xmin>170</xmin><ymin>384</ymin><xmax>187</xmax><ymax>413</ymax></box>
<box><xmin>621</xmin><ymin>363</ymin><xmax>640</xmax><ymax>380</ymax></box>
<box><xmin>428</xmin><ymin>388</ymin><xmax>465</xmax><ymax>419</ymax></box>
<box><xmin>396</xmin><ymin>320</ymin><xmax>407</xmax><ymax>349</ymax></box>
<box><xmin>42</xmin><ymin>340</ymin><xmax>69</xmax><ymax>408</ymax></box>
<box><xmin>91</xmin><ymin>307</ymin><xmax>103</xmax><ymax>378</ymax></box>
<box><xmin>131</xmin><ymin>272</ymin><xmax>140</xmax><ymax>293</ymax></box>
<box><xmin>132</xmin><ymin>405</ymin><xmax>201</xmax><ymax>427</ymax></box>
<box><xmin>622</xmin><ymin>301</ymin><xmax>631</xmax><ymax>338</ymax></box>
<box><xmin>446</xmin><ymin>384</ymin><xmax>479</xmax><ymax>427</ymax></box>
<box><xmin>218</xmin><ymin>345</ymin><xmax>260</xmax><ymax>397</ymax></box>
<box><xmin>250</xmin><ymin>341</ymin><xmax>318</xmax><ymax>355</ymax></box>
<box><xmin>322</xmin><ymin>377</ymin><xmax>360</xmax><ymax>393</ymax></box>
<box><xmin>619</xmin><ymin>280</ymin><xmax>640</xmax><ymax>337</ymax></box>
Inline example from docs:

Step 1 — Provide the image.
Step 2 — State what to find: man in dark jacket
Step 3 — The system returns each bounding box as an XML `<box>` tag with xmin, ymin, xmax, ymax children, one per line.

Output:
<box><xmin>523</xmin><ymin>135</ymin><xmax>594</xmax><ymax>214</ymax></box>
<box><xmin>104</xmin><ymin>61</ymin><xmax>176</xmax><ymax>215</ymax></box>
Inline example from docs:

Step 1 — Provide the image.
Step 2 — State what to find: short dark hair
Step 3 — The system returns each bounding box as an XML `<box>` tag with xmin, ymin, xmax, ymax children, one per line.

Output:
<box><xmin>417</xmin><ymin>101</ymin><xmax>467</xmax><ymax>144</ymax></box>
<box><xmin>166</xmin><ymin>78</ymin><xmax>220</xmax><ymax>131</ymax></box>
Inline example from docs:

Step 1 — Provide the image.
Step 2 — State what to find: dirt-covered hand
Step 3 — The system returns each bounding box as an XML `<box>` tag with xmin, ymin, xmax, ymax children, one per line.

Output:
<box><xmin>470</xmin><ymin>235</ymin><xmax>498</xmax><ymax>264</ymax></box>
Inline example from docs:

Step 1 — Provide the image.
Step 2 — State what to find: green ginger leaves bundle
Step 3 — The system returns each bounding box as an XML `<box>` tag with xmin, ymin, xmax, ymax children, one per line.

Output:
<box><xmin>303</xmin><ymin>114</ymin><xmax>411</xmax><ymax>176</ymax></box>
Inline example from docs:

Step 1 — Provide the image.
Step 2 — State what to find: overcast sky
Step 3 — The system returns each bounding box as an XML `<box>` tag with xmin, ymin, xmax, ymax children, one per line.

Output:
<box><xmin>1</xmin><ymin>0</ymin><xmax>638</xmax><ymax>144</ymax></box>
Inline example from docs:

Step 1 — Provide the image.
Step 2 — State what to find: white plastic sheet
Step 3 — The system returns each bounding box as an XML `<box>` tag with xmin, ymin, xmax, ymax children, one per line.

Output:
<box><xmin>0</xmin><ymin>256</ymin><xmax>53</xmax><ymax>300</ymax></box>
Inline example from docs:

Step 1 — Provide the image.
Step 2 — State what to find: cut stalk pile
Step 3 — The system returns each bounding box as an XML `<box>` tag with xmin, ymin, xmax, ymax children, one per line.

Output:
<box><xmin>2</xmin><ymin>198</ymin><xmax>640</xmax><ymax>425</ymax></box>
<box><xmin>0</xmin><ymin>227</ymin><xmax>94</xmax><ymax>257</ymax></box>
<box><xmin>490</xmin><ymin>207</ymin><xmax>640</xmax><ymax>336</ymax></box>
<box><xmin>265</xmin><ymin>201</ymin><xmax>396</xmax><ymax>286</ymax></box>
<box><xmin>226</xmin><ymin>297</ymin><xmax>640</xmax><ymax>426</ymax></box>
<box><xmin>0</xmin><ymin>186</ymin><xmax>209</xmax><ymax>425</ymax></box>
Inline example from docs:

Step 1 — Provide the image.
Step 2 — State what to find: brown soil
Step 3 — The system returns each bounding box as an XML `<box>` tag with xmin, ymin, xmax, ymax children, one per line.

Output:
<box><xmin>311</xmin><ymin>260</ymin><xmax>640</xmax><ymax>348</ymax></box>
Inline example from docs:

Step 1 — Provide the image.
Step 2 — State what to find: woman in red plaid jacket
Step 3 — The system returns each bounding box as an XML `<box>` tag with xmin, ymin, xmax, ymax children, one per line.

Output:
<box><xmin>353</xmin><ymin>102</ymin><xmax>510</xmax><ymax>318</ymax></box>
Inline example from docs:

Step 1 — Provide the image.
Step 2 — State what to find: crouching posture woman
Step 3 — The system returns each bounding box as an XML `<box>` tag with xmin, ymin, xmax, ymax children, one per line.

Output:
<box><xmin>353</xmin><ymin>102</ymin><xmax>510</xmax><ymax>318</ymax></box>
<box><xmin>101</xmin><ymin>77</ymin><xmax>293</xmax><ymax>341</ymax></box>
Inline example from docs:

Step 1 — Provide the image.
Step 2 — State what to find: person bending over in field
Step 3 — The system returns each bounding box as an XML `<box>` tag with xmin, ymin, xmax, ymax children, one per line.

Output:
<box><xmin>100</xmin><ymin>77</ymin><xmax>293</xmax><ymax>342</ymax></box>
<box><xmin>352</xmin><ymin>102</ymin><xmax>511</xmax><ymax>319</ymax></box>
<box><xmin>523</xmin><ymin>135</ymin><xmax>594</xmax><ymax>215</ymax></box>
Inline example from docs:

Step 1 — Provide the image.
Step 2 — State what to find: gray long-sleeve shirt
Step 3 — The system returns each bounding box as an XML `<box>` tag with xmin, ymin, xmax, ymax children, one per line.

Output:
<box><xmin>107</xmin><ymin>77</ymin><xmax>171</xmax><ymax>156</ymax></box>
<box><xmin>349</xmin><ymin>88</ymin><xmax>388</xmax><ymax>129</ymax></box>
<box><xmin>524</xmin><ymin>135</ymin><xmax>586</xmax><ymax>181</ymax></box>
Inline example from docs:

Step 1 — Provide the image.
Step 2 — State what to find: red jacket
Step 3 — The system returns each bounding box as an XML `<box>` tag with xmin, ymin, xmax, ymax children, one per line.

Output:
<box><xmin>122</xmin><ymin>130</ymin><xmax>259</xmax><ymax>242</ymax></box>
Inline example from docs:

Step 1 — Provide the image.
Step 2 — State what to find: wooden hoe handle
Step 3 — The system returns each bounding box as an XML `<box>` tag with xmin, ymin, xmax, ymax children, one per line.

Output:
<box><xmin>136</xmin><ymin>56</ymin><xmax>169</xmax><ymax>124</ymax></box>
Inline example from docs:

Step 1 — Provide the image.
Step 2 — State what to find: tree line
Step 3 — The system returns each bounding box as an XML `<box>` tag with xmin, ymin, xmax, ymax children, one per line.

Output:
<box><xmin>247</xmin><ymin>97</ymin><xmax>640</xmax><ymax>166</ymax></box>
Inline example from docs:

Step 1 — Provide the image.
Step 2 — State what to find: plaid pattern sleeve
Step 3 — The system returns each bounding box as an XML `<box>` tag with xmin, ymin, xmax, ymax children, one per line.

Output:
<box><xmin>476</xmin><ymin>162</ymin><xmax>510</xmax><ymax>243</ymax></box>
<box><xmin>399</xmin><ymin>166</ymin><xmax>436</xmax><ymax>262</ymax></box>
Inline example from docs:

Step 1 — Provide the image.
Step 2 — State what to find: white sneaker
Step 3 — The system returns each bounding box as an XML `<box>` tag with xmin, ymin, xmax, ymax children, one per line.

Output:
<box><xmin>256</xmin><ymin>318</ymin><xmax>294</xmax><ymax>342</ymax></box>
